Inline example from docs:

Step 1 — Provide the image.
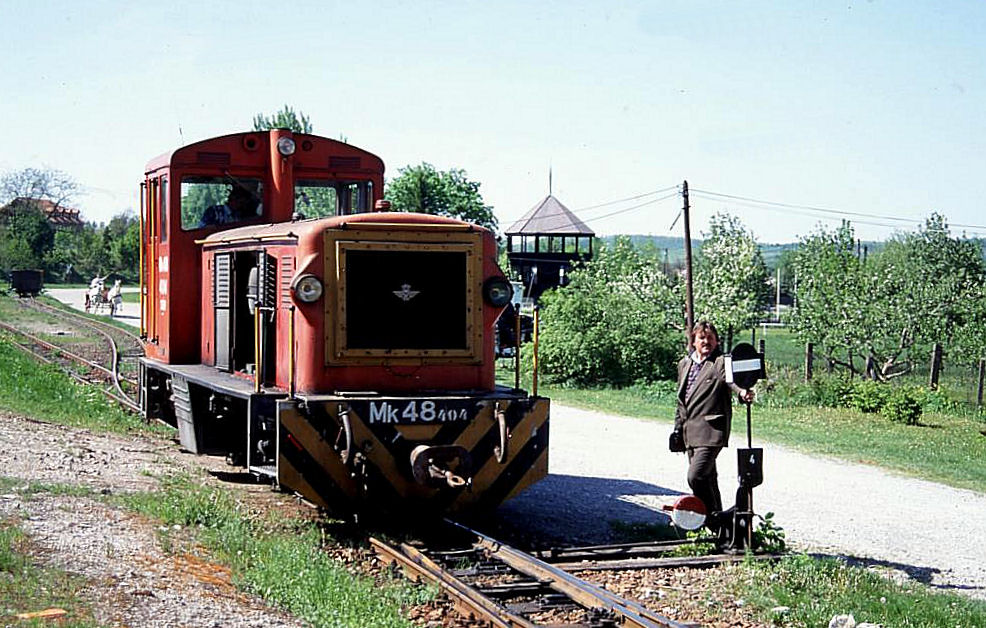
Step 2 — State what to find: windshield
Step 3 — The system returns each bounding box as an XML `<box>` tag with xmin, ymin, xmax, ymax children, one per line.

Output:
<box><xmin>181</xmin><ymin>176</ymin><xmax>263</xmax><ymax>230</ymax></box>
<box><xmin>294</xmin><ymin>180</ymin><xmax>339</xmax><ymax>219</ymax></box>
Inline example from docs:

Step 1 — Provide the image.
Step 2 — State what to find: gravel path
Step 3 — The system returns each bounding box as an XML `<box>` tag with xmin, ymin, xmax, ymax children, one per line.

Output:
<box><xmin>496</xmin><ymin>403</ymin><xmax>986</xmax><ymax>600</ymax></box>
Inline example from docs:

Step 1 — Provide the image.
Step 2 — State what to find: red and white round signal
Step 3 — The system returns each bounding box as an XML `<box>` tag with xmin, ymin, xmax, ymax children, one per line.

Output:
<box><xmin>669</xmin><ymin>495</ymin><xmax>707</xmax><ymax>530</ymax></box>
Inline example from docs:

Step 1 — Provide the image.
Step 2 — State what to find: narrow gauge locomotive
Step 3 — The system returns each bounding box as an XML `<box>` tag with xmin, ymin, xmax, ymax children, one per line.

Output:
<box><xmin>138</xmin><ymin>129</ymin><xmax>548</xmax><ymax>513</ymax></box>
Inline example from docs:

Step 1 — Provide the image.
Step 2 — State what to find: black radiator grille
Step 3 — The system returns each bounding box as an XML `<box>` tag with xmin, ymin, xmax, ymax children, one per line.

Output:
<box><xmin>345</xmin><ymin>250</ymin><xmax>467</xmax><ymax>350</ymax></box>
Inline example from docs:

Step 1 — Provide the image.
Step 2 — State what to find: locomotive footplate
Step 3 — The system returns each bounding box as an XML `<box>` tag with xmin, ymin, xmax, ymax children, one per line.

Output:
<box><xmin>274</xmin><ymin>390</ymin><xmax>549</xmax><ymax>514</ymax></box>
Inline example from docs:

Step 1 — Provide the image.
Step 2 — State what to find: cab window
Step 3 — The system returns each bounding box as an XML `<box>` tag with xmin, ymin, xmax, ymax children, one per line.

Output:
<box><xmin>294</xmin><ymin>180</ymin><xmax>338</xmax><ymax>219</ymax></box>
<box><xmin>180</xmin><ymin>176</ymin><xmax>263</xmax><ymax>230</ymax></box>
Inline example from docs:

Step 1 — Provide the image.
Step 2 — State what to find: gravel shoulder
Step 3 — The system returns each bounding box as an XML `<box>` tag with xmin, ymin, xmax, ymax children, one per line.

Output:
<box><xmin>495</xmin><ymin>403</ymin><xmax>986</xmax><ymax>600</ymax></box>
<box><xmin>0</xmin><ymin>411</ymin><xmax>306</xmax><ymax>627</ymax></box>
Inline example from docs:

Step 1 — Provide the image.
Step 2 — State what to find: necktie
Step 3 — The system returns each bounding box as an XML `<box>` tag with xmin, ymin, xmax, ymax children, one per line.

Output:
<box><xmin>685</xmin><ymin>360</ymin><xmax>703</xmax><ymax>400</ymax></box>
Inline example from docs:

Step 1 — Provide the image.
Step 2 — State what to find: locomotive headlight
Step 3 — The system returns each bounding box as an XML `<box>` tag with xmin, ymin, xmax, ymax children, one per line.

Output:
<box><xmin>277</xmin><ymin>137</ymin><xmax>297</xmax><ymax>156</ymax></box>
<box><xmin>292</xmin><ymin>274</ymin><xmax>323</xmax><ymax>303</ymax></box>
<box><xmin>483</xmin><ymin>277</ymin><xmax>513</xmax><ymax>308</ymax></box>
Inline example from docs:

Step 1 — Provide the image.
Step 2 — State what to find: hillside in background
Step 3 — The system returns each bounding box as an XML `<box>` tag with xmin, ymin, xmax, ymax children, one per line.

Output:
<box><xmin>600</xmin><ymin>235</ymin><xmax>986</xmax><ymax>267</ymax></box>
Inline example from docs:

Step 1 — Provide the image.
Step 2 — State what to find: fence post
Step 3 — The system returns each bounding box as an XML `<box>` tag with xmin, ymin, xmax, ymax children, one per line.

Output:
<box><xmin>726</xmin><ymin>326</ymin><xmax>733</xmax><ymax>352</ymax></box>
<box><xmin>805</xmin><ymin>342</ymin><xmax>813</xmax><ymax>382</ymax></box>
<box><xmin>751</xmin><ymin>327</ymin><xmax>756</xmax><ymax>346</ymax></box>
<box><xmin>929</xmin><ymin>343</ymin><xmax>943</xmax><ymax>390</ymax></box>
<box><xmin>977</xmin><ymin>358</ymin><xmax>985</xmax><ymax>411</ymax></box>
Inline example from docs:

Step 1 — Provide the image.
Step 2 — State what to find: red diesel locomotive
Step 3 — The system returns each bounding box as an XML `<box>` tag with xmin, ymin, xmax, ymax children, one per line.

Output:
<box><xmin>138</xmin><ymin>129</ymin><xmax>548</xmax><ymax>513</ymax></box>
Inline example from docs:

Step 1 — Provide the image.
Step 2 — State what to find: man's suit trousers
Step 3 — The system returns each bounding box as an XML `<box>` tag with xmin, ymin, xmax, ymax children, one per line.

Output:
<box><xmin>687</xmin><ymin>445</ymin><xmax>723</xmax><ymax>515</ymax></box>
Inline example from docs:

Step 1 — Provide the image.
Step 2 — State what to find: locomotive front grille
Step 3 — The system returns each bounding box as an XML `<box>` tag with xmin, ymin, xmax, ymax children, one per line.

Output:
<box><xmin>329</xmin><ymin>234</ymin><xmax>484</xmax><ymax>363</ymax></box>
<box><xmin>345</xmin><ymin>249</ymin><xmax>467</xmax><ymax>350</ymax></box>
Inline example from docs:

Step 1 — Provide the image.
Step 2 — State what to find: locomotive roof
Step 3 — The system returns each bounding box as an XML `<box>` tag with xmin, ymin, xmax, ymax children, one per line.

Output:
<box><xmin>199</xmin><ymin>211</ymin><xmax>481</xmax><ymax>245</ymax></box>
<box><xmin>144</xmin><ymin>131</ymin><xmax>384</xmax><ymax>174</ymax></box>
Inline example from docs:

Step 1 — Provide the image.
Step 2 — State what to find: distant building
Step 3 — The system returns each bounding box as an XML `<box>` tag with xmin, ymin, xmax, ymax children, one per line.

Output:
<box><xmin>0</xmin><ymin>197</ymin><xmax>84</xmax><ymax>229</ymax></box>
<box><xmin>505</xmin><ymin>195</ymin><xmax>594</xmax><ymax>302</ymax></box>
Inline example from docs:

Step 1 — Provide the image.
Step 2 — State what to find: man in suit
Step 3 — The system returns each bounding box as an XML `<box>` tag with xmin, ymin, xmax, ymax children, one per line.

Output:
<box><xmin>673</xmin><ymin>321</ymin><xmax>754</xmax><ymax>530</ymax></box>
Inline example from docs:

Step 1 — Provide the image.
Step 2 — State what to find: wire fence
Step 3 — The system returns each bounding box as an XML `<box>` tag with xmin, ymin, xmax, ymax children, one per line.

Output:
<box><xmin>749</xmin><ymin>326</ymin><xmax>986</xmax><ymax>414</ymax></box>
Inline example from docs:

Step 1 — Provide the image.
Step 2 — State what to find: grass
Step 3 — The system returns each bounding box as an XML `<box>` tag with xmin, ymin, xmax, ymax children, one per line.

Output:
<box><xmin>502</xmin><ymin>334</ymin><xmax>986</xmax><ymax>494</ymax></box>
<box><xmin>734</xmin><ymin>554</ymin><xmax>986</xmax><ymax>627</ymax></box>
<box><xmin>0</xmin><ymin>519</ymin><xmax>100</xmax><ymax>627</ymax></box>
<box><xmin>0</xmin><ymin>333</ymin><xmax>152</xmax><ymax>434</ymax></box>
<box><xmin>120</xmin><ymin>474</ymin><xmax>433</xmax><ymax>628</ymax></box>
<box><xmin>528</xmin><ymin>382</ymin><xmax>986</xmax><ymax>493</ymax></box>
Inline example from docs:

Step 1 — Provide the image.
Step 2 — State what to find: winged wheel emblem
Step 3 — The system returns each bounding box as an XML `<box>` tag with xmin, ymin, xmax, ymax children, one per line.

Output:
<box><xmin>393</xmin><ymin>283</ymin><xmax>420</xmax><ymax>302</ymax></box>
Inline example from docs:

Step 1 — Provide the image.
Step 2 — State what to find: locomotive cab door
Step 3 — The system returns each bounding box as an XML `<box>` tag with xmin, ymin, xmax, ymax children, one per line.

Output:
<box><xmin>213</xmin><ymin>252</ymin><xmax>233</xmax><ymax>371</ymax></box>
<box><xmin>213</xmin><ymin>250</ymin><xmax>277</xmax><ymax>385</ymax></box>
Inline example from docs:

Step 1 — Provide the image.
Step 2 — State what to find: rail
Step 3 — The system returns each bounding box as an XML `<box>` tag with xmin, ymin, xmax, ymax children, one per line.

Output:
<box><xmin>370</xmin><ymin>520</ymin><xmax>693</xmax><ymax>628</ymax></box>
<box><xmin>0</xmin><ymin>300</ymin><xmax>143</xmax><ymax>413</ymax></box>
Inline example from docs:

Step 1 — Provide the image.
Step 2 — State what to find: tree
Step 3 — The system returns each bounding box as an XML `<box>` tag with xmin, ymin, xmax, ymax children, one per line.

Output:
<box><xmin>536</xmin><ymin>237</ymin><xmax>682</xmax><ymax>386</ymax></box>
<box><xmin>0</xmin><ymin>204</ymin><xmax>54</xmax><ymax>273</ymax></box>
<box><xmin>789</xmin><ymin>214</ymin><xmax>986</xmax><ymax>380</ymax></box>
<box><xmin>0</xmin><ymin>166</ymin><xmax>80</xmax><ymax>277</ymax></box>
<box><xmin>789</xmin><ymin>221</ymin><xmax>868</xmax><ymax>373</ymax></box>
<box><xmin>386</xmin><ymin>163</ymin><xmax>498</xmax><ymax>233</ymax></box>
<box><xmin>252</xmin><ymin>105</ymin><xmax>313</xmax><ymax>134</ymax></box>
<box><xmin>104</xmin><ymin>212</ymin><xmax>140</xmax><ymax>279</ymax></box>
<box><xmin>863</xmin><ymin>213</ymin><xmax>986</xmax><ymax>377</ymax></box>
<box><xmin>693</xmin><ymin>213</ymin><xmax>770</xmax><ymax>335</ymax></box>
<box><xmin>0</xmin><ymin>167</ymin><xmax>79</xmax><ymax>209</ymax></box>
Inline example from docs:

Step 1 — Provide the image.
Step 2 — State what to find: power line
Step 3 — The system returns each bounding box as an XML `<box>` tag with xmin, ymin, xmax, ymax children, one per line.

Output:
<box><xmin>579</xmin><ymin>191</ymin><xmax>680</xmax><ymax>226</ymax></box>
<box><xmin>693</xmin><ymin>191</ymin><xmax>986</xmax><ymax>237</ymax></box>
<box><xmin>504</xmin><ymin>185</ymin><xmax>680</xmax><ymax>228</ymax></box>
<box><xmin>571</xmin><ymin>185</ymin><xmax>679</xmax><ymax>212</ymax></box>
<box><xmin>691</xmin><ymin>187</ymin><xmax>986</xmax><ymax>232</ymax></box>
<box><xmin>690</xmin><ymin>192</ymin><xmax>921</xmax><ymax>231</ymax></box>
<box><xmin>527</xmin><ymin>192</ymin><xmax>680</xmax><ymax>233</ymax></box>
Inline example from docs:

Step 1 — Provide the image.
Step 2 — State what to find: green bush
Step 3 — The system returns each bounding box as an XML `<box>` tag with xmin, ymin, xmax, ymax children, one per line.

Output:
<box><xmin>883</xmin><ymin>386</ymin><xmax>923</xmax><ymax>425</ymax></box>
<box><xmin>534</xmin><ymin>238</ymin><xmax>682</xmax><ymax>387</ymax></box>
<box><xmin>807</xmin><ymin>375</ymin><xmax>855</xmax><ymax>408</ymax></box>
<box><xmin>920</xmin><ymin>387</ymin><xmax>960</xmax><ymax>414</ymax></box>
<box><xmin>849</xmin><ymin>380</ymin><xmax>889</xmax><ymax>413</ymax></box>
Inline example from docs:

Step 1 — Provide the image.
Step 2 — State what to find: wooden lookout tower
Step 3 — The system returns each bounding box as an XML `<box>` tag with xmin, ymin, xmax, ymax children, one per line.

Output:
<box><xmin>505</xmin><ymin>195</ymin><xmax>594</xmax><ymax>302</ymax></box>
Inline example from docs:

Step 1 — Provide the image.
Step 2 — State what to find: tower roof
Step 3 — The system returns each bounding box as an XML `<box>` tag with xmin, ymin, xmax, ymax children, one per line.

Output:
<box><xmin>505</xmin><ymin>195</ymin><xmax>594</xmax><ymax>236</ymax></box>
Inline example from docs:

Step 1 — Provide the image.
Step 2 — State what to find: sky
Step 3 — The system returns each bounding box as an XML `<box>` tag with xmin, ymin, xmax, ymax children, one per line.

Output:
<box><xmin>2</xmin><ymin>1</ymin><xmax>985</xmax><ymax>243</ymax></box>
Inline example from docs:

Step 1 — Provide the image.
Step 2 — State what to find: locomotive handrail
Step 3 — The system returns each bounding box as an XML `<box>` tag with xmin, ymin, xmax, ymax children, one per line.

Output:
<box><xmin>288</xmin><ymin>305</ymin><xmax>296</xmax><ymax>398</ymax></box>
<box><xmin>195</xmin><ymin>233</ymin><xmax>299</xmax><ymax>245</ymax></box>
<box><xmin>337</xmin><ymin>221</ymin><xmax>475</xmax><ymax>231</ymax></box>
<box><xmin>254</xmin><ymin>307</ymin><xmax>262</xmax><ymax>393</ymax></box>
<box><xmin>494</xmin><ymin>401</ymin><xmax>509</xmax><ymax>463</ymax></box>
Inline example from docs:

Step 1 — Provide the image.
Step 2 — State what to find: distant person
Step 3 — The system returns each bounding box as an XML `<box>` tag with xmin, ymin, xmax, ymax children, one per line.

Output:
<box><xmin>85</xmin><ymin>274</ymin><xmax>107</xmax><ymax>312</ymax></box>
<box><xmin>199</xmin><ymin>185</ymin><xmax>258</xmax><ymax>228</ymax></box>
<box><xmin>107</xmin><ymin>279</ymin><xmax>123</xmax><ymax>317</ymax></box>
<box><xmin>671</xmin><ymin>320</ymin><xmax>754</xmax><ymax>537</ymax></box>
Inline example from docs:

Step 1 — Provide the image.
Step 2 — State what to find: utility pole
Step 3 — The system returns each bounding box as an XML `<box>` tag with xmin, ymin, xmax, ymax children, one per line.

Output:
<box><xmin>682</xmin><ymin>180</ymin><xmax>695</xmax><ymax>343</ymax></box>
<box><xmin>775</xmin><ymin>267</ymin><xmax>781</xmax><ymax>322</ymax></box>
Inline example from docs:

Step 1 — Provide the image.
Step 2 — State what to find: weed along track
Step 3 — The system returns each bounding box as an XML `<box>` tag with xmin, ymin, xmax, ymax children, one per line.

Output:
<box><xmin>0</xmin><ymin>297</ymin><xmax>143</xmax><ymax>411</ymax></box>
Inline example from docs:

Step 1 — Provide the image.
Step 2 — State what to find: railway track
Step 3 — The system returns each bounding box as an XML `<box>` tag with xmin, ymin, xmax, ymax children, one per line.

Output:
<box><xmin>372</xmin><ymin>520</ymin><xmax>698</xmax><ymax>628</ymax></box>
<box><xmin>0</xmin><ymin>297</ymin><xmax>143</xmax><ymax>412</ymax></box>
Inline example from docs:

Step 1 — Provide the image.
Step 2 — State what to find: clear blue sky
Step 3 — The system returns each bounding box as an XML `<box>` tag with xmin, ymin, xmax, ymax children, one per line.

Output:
<box><xmin>2</xmin><ymin>1</ymin><xmax>984</xmax><ymax>242</ymax></box>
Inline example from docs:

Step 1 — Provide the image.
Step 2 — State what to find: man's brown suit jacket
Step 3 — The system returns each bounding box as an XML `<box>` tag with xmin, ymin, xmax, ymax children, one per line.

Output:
<box><xmin>674</xmin><ymin>354</ymin><xmax>741</xmax><ymax>448</ymax></box>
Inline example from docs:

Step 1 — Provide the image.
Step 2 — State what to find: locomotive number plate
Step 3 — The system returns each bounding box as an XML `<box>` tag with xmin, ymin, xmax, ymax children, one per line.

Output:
<box><xmin>355</xmin><ymin>399</ymin><xmax>476</xmax><ymax>425</ymax></box>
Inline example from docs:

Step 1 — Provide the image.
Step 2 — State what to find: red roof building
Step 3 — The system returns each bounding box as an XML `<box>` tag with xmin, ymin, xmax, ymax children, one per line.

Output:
<box><xmin>1</xmin><ymin>197</ymin><xmax>85</xmax><ymax>229</ymax></box>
